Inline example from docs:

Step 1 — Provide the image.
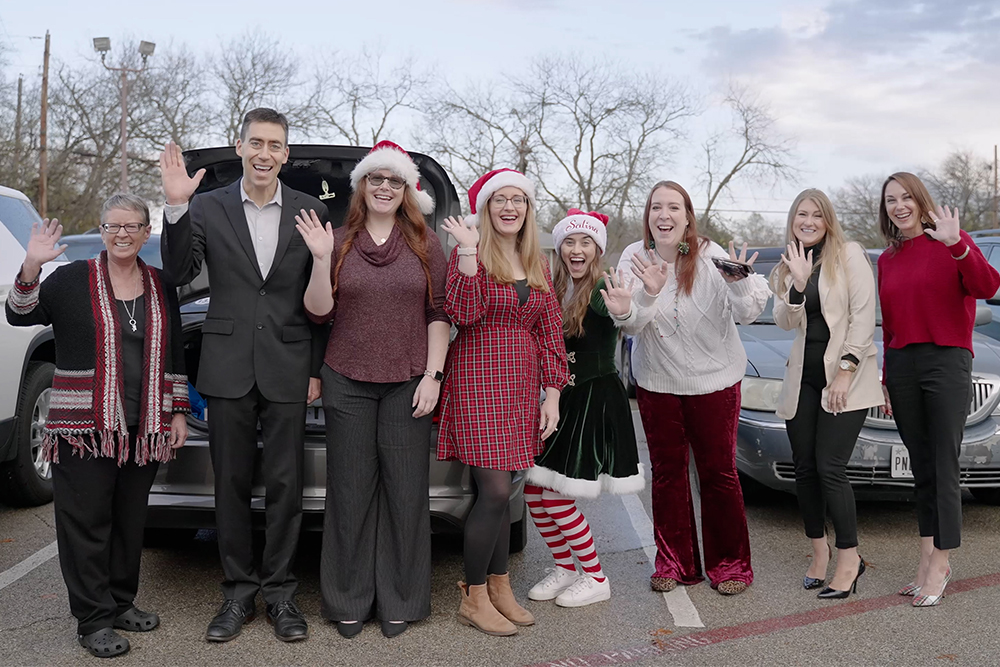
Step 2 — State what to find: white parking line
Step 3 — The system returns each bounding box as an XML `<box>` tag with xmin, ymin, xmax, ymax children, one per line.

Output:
<box><xmin>621</xmin><ymin>494</ymin><xmax>705</xmax><ymax>628</ymax></box>
<box><xmin>0</xmin><ymin>540</ymin><xmax>58</xmax><ymax>591</ymax></box>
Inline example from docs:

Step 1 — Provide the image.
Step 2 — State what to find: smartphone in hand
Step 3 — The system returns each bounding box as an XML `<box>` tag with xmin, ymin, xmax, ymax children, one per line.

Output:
<box><xmin>711</xmin><ymin>256</ymin><xmax>754</xmax><ymax>279</ymax></box>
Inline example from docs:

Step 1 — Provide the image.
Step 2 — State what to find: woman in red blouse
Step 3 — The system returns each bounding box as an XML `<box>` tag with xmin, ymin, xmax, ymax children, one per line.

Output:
<box><xmin>296</xmin><ymin>141</ymin><xmax>449</xmax><ymax>638</ymax></box>
<box><xmin>438</xmin><ymin>168</ymin><xmax>569</xmax><ymax>636</ymax></box>
<box><xmin>878</xmin><ymin>172</ymin><xmax>1000</xmax><ymax>607</ymax></box>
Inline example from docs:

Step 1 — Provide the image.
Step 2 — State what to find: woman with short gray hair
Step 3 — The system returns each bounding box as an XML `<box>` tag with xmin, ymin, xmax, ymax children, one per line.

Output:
<box><xmin>6</xmin><ymin>193</ymin><xmax>190</xmax><ymax>658</ymax></box>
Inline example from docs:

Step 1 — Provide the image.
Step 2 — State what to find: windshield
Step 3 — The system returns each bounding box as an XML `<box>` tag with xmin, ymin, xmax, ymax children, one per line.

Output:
<box><xmin>752</xmin><ymin>261</ymin><xmax>883</xmax><ymax>325</ymax></box>
<box><xmin>0</xmin><ymin>194</ymin><xmax>43</xmax><ymax>250</ymax></box>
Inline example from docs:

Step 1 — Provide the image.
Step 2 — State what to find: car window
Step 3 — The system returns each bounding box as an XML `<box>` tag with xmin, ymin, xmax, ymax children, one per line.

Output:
<box><xmin>985</xmin><ymin>245</ymin><xmax>1000</xmax><ymax>274</ymax></box>
<box><xmin>0</xmin><ymin>194</ymin><xmax>43</xmax><ymax>250</ymax></box>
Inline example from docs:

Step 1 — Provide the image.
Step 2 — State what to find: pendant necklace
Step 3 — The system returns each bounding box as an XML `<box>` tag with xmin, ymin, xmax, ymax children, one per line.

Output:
<box><xmin>120</xmin><ymin>270</ymin><xmax>140</xmax><ymax>332</ymax></box>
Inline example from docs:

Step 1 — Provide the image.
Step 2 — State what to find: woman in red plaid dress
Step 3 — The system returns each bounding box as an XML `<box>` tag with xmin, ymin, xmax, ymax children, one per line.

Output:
<box><xmin>438</xmin><ymin>169</ymin><xmax>569</xmax><ymax>636</ymax></box>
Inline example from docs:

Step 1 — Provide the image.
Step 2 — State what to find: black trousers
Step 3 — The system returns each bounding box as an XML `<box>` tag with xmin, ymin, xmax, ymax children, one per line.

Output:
<box><xmin>320</xmin><ymin>365</ymin><xmax>432</xmax><ymax>621</ymax></box>
<box><xmin>885</xmin><ymin>343</ymin><xmax>972</xmax><ymax>550</ymax></box>
<box><xmin>51</xmin><ymin>436</ymin><xmax>159</xmax><ymax>635</ymax></box>
<box><xmin>207</xmin><ymin>386</ymin><xmax>306</xmax><ymax>606</ymax></box>
<box><xmin>318</xmin><ymin>366</ymin><xmax>432</xmax><ymax>622</ymax></box>
<box><xmin>785</xmin><ymin>344</ymin><xmax>866</xmax><ymax>549</ymax></box>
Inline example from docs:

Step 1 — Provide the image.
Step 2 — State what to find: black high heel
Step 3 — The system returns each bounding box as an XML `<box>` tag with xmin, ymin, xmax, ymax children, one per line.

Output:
<box><xmin>803</xmin><ymin>543</ymin><xmax>832</xmax><ymax>590</ymax></box>
<box><xmin>817</xmin><ymin>556</ymin><xmax>866</xmax><ymax>599</ymax></box>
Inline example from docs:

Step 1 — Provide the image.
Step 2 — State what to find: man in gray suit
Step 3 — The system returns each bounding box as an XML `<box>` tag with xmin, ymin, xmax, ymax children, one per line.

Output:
<box><xmin>158</xmin><ymin>108</ymin><xmax>329</xmax><ymax>643</ymax></box>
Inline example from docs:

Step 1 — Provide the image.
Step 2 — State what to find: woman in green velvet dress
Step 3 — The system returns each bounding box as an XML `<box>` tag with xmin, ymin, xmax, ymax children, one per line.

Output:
<box><xmin>524</xmin><ymin>209</ymin><xmax>643</xmax><ymax>608</ymax></box>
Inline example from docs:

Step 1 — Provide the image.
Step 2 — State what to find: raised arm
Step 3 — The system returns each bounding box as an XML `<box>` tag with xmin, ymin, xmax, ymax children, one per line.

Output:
<box><xmin>6</xmin><ymin>219</ymin><xmax>66</xmax><ymax>328</ymax></box>
<box><xmin>159</xmin><ymin>142</ymin><xmax>207</xmax><ymax>286</ymax></box>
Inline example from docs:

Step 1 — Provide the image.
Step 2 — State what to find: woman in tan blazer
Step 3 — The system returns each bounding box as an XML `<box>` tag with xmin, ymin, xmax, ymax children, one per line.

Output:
<box><xmin>770</xmin><ymin>189</ymin><xmax>882</xmax><ymax>600</ymax></box>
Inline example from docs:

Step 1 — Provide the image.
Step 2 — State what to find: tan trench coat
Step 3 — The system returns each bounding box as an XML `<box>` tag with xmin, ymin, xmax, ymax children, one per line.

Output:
<box><xmin>772</xmin><ymin>241</ymin><xmax>884</xmax><ymax>420</ymax></box>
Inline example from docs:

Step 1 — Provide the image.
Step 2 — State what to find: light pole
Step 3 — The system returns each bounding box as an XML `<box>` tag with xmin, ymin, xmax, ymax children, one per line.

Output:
<box><xmin>93</xmin><ymin>37</ymin><xmax>155</xmax><ymax>193</ymax></box>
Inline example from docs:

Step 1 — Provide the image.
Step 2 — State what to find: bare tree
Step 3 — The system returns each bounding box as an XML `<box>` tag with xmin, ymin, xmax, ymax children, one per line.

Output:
<box><xmin>213</xmin><ymin>30</ymin><xmax>302</xmax><ymax>145</ymax></box>
<box><xmin>728</xmin><ymin>212</ymin><xmax>785</xmax><ymax>247</ymax></box>
<box><xmin>130</xmin><ymin>45</ymin><xmax>214</xmax><ymax>149</ymax></box>
<box><xmin>307</xmin><ymin>47</ymin><xmax>429</xmax><ymax>146</ymax></box>
<box><xmin>920</xmin><ymin>150</ymin><xmax>994</xmax><ymax>230</ymax></box>
<box><xmin>699</xmin><ymin>83</ymin><xmax>797</xmax><ymax>241</ymax></box>
<box><xmin>831</xmin><ymin>174</ymin><xmax>885</xmax><ymax>248</ymax></box>
<box><xmin>422</xmin><ymin>82</ymin><xmax>536</xmax><ymax>194</ymax></box>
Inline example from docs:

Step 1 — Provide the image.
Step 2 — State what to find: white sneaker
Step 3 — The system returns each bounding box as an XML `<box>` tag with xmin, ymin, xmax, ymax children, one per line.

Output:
<box><xmin>554</xmin><ymin>575</ymin><xmax>611</xmax><ymax>608</ymax></box>
<box><xmin>528</xmin><ymin>568</ymin><xmax>580</xmax><ymax>601</ymax></box>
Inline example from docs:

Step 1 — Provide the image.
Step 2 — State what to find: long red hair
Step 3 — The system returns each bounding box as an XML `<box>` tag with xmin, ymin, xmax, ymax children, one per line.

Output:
<box><xmin>332</xmin><ymin>182</ymin><xmax>434</xmax><ymax>302</ymax></box>
<box><xmin>641</xmin><ymin>181</ymin><xmax>706</xmax><ymax>296</ymax></box>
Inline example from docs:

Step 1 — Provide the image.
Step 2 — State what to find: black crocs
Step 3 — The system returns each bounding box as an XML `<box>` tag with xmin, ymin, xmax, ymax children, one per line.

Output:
<box><xmin>113</xmin><ymin>607</ymin><xmax>160</xmax><ymax>632</ymax></box>
<box><xmin>78</xmin><ymin>628</ymin><xmax>130</xmax><ymax>658</ymax></box>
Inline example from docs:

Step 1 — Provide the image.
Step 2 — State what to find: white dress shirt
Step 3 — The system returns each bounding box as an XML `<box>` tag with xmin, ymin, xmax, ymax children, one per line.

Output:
<box><xmin>163</xmin><ymin>178</ymin><xmax>283</xmax><ymax>278</ymax></box>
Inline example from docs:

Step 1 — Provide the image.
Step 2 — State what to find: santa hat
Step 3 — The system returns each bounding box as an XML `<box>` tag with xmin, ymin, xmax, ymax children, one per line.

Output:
<box><xmin>349</xmin><ymin>140</ymin><xmax>435</xmax><ymax>215</ymax></box>
<box><xmin>552</xmin><ymin>209</ymin><xmax>609</xmax><ymax>255</ymax></box>
<box><xmin>464</xmin><ymin>168</ymin><xmax>537</xmax><ymax>226</ymax></box>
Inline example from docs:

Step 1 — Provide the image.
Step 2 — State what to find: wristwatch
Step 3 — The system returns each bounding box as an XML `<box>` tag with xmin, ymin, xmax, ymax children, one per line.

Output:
<box><xmin>839</xmin><ymin>359</ymin><xmax>857</xmax><ymax>373</ymax></box>
<box><xmin>424</xmin><ymin>369</ymin><xmax>445</xmax><ymax>382</ymax></box>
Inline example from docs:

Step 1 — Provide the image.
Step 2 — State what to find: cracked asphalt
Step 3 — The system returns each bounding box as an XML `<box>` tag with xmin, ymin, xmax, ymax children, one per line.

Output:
<box><xmin>5</xmin><ymin>411</ymin><xmax>1000</xmax><ymax>666</ymax></box>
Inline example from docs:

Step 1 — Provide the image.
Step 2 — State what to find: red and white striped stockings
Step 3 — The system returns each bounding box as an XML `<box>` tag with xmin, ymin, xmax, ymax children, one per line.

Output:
<box><xmin>524</xmin><ymin>484</ymin><xmax>606</xmax><ymax>581</ymax></box>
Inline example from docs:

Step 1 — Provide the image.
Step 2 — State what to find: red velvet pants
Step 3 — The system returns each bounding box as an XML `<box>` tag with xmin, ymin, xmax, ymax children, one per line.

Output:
<box><xmin>637</xmin><ymin>382</ymin><xmax>753</xmax><ymax>587</ymax></box>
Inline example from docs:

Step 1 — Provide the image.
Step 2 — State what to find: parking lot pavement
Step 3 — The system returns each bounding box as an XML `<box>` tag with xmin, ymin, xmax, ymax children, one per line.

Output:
<box><xmin>5</xmin><ymin>410</ymin><xmax>1000</xmax><ymax>666</ymax></box>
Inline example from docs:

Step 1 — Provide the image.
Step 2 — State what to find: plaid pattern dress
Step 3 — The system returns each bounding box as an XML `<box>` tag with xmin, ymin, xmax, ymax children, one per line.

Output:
<box><xmin>437</xmin><ymin>248</ymin><xmax>569</xmax><ymax>471</ymax></box>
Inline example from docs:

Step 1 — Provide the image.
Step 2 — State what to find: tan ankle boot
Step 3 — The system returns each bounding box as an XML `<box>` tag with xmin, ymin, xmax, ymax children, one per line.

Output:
<box><xmin>487</xmin><ymin>573</ymin><xmax>535</xmax><ymax>626</ymax></box>
<box><xmin>457</xmin><ymin>582</ymin><xmax>517</xmax><ymax>636</ymax></box>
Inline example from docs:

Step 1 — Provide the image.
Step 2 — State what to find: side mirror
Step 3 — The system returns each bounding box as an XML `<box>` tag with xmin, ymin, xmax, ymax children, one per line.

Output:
<box><xmin>976</xmin><ymin>305</ymin><xmax>993</xmax><ymax>327</ymax></box>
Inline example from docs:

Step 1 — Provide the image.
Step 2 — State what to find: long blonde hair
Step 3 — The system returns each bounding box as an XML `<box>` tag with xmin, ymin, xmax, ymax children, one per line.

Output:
<box><xmin>552</xmin><ymin>246</ymin><xmax>603</xmax><ymax>338</ymax></box>
<box><xmin>478</xmin><ymin>197</ymin><xmax>550</xmax><ymax>291</ymax></box>
<box><xmin>769</xmin><ymin>188</ymin><xmax>847</xmax><ymax>294</ymax></box>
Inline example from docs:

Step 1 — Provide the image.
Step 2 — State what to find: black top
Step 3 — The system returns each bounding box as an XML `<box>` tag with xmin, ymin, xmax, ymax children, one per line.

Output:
<box><xmin>788</xmin><ymin>241</ymin><xmax>859</xmax><ymax>364</ymax></box>
<box><xmin>117</xmin><ymin>296</ymin><xmax>146</xmax><ymax>426</ymax></box>
<box><xmin>514</xmin><ymin>279</ymin><xmax>530</xmax><ymax>307</ymax></box>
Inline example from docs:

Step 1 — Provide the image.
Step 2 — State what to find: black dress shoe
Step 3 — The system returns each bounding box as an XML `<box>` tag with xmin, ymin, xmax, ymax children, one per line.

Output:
<box><xmin>381</xmin><ymin>620</ymin><xmax>408</xmax><ymax>638</ymax></box>
<box><xmin>336</xmin><ymin>621</ymin><xmax>364</xmax><ymax>638</ymax></box>
<box><xmin>206</xmin><ymin>599</ymin><xmax>255</xmax><ymax>642</ymax></box>
<box><xmin>267</xmin><ymin>600</ymin><xmax>308</xmax><ymax>642</ymax></box>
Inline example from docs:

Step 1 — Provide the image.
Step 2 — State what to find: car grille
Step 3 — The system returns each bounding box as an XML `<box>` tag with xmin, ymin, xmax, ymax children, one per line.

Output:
<box><xmin>773</xmin><ymin>462</ymin><xmax>1000</xmax><ymax>487</ymax></box>
<box><xmin>864</xmin><ymin>373</ymin><xmax>1000</xmax><ymax>430</ymax></box>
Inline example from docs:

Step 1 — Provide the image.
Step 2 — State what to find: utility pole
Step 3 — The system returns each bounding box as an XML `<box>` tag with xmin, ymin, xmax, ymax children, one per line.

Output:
<box><xmin>14</xmin><ymin>75</ymin><xmax>23</xmax><ymax>191</ymax></box>
<box><xmin>39</xmin><ymin>31</ymin><xmax>50</xmax><ymax>218</ymax></box>
<box><xmin>994</xmin><ymin>144</ymin><xmax>998</xmax><ymax>229</ymax></box>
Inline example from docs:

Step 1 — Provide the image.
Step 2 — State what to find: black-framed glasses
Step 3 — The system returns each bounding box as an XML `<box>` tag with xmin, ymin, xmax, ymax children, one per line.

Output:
<box><xmin>101</xmin><ymin>222</ymin><xmax>146</xmax><ymax>234</ymax></box>
<box><xmin>367</xmin><ymin>174</ymin><xmax>405</xmax><ymax>190</ymax></box>
<box><xmin>489</xmin><ymin>195</ymin><xmax>528</xmax><ymax>208</ymax></box>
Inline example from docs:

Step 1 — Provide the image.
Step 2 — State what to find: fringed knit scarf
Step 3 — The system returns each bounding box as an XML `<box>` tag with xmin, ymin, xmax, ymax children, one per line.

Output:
<box><xmin>43</xmin><ymin>252</ymin><xmax>186</xmax><ymax>466</ymax></box>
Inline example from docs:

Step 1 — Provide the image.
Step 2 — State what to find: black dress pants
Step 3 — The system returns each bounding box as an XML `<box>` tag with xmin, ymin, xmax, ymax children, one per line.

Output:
<box><xmin>319</xmin><ymin>366</ymin><xmax>432</xmax><ymax>622</ymax></box>
<box><xmin>785</xmin><ymin>343</ymin><xmax>867</xmax><ymax>549</ymax></box>
<box><xmin>51</xmin><ymin>437</ymin><xmax>159</xmax><ymax>635</ymax></box>
<box><xmin>885</xmin><ymin>343</ymin><xmax>972</xmax><ymax>550</ymax></box>
<box><xmin>207</xmin><ymin>385</ymin><xmax>306</xmax><ymax>606</ymax></box>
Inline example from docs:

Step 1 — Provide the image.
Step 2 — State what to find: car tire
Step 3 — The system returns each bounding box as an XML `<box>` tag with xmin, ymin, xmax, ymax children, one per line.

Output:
<box><xmin>970</xmin><ymin>487</ymin><xmax>1000</xmax><ymax>505</ymax></box>
<box><xmin>509</xmin><ymin>515</ymin><xmax>529</xmax><ymax>554</ymax></box>
<box><xmin>0</xmin><ymin>362</ymin><xmax>55</xmax><ymax>507</ymax></box>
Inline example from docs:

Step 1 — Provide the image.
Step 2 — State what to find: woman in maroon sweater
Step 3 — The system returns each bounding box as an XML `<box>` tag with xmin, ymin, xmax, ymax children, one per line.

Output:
<box><xmin>296</xmin><ymin>141</ymin><xmax>449</xmax><ymax>638</ymax></box>
<box><xmin>877</xmin><ymin>171</ymin><xmax>1000</xmax><ymax>607</ymax></box>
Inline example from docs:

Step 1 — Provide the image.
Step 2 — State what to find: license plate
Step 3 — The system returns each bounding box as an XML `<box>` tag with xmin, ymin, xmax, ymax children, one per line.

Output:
<box><xmin>891</xmin><ymin>445</ymin><xmax>914</xmax><ymax>479</ymax></box>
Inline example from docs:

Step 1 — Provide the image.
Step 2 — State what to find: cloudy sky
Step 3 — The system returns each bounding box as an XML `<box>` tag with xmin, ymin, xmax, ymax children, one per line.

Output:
<box><xmin>2</xmin><ymin>0</ymin><xmax>998</xmax><ymax>221</ymax></box>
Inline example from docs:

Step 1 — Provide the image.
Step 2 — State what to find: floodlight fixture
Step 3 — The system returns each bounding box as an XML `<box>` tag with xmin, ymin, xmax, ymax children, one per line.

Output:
<box><xmin>93</xmin><ymin>37</ymin><xmax>111</xmax><ymax>54</ymax></box>
<box><xmin>139</xmin><ymin>41</ymin><xmax>156</xmax><ymax>59</ymax></box>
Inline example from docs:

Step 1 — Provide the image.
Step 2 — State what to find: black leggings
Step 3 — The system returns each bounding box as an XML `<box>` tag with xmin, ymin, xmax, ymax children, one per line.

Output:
<box><xmin>785</xmin><ymin>343</ymin><xmax>867</xmax><ymax>549</ymax></box>
<box><xmin>464</xmin><ymin>467</ymin><xmax>513</xmax><ymax>586</ymax></box>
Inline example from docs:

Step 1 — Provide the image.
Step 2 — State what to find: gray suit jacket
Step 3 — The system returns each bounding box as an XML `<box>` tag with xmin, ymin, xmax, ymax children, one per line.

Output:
<box><xmin>161</xmin><ymin>180</ymin><xmax>330</xmax><ymax>403</ymax></box>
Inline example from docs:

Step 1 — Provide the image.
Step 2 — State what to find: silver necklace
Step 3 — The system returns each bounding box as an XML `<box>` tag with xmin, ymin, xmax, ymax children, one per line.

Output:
<box><xmin>119</xmin><ymin>270</ymin><xmax>140</xmax><ymax>332</ymax></box>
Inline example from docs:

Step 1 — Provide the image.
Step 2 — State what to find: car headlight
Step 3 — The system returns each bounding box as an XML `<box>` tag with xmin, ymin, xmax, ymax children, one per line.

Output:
<box><xmin>741</xmin><ymin>377</ymin><xmax>783</xmax><ymax>412</ymax></box>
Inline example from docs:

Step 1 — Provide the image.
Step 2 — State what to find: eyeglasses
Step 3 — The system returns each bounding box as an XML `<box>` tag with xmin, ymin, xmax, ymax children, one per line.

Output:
<box><xmin>101</xmin><ymin>223</ymin><xmax>146</xmax><ymax>234</ymax></box>
<box><xmin>367</xmin><ymin>174</ymin><xmax>405</xmax><ymax>190</ymax></box>
<box><xmin>489</xmin><ymin>195</ymin><xmax>528</xmax><ymax>208</ymax></box>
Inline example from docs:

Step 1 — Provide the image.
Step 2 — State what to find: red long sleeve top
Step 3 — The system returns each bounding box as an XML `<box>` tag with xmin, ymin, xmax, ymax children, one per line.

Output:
<box><xmin>878</xmin><ymin>230</ymin><xmax>1000</xmax><ymax>380</ymax></box>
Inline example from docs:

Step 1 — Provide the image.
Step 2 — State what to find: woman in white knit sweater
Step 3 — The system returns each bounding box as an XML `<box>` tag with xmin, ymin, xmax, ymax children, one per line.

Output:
<box><xmin>603</xmin><ymin>180</ymin><xmax>770</xmax><ymax>595</ymax></box>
